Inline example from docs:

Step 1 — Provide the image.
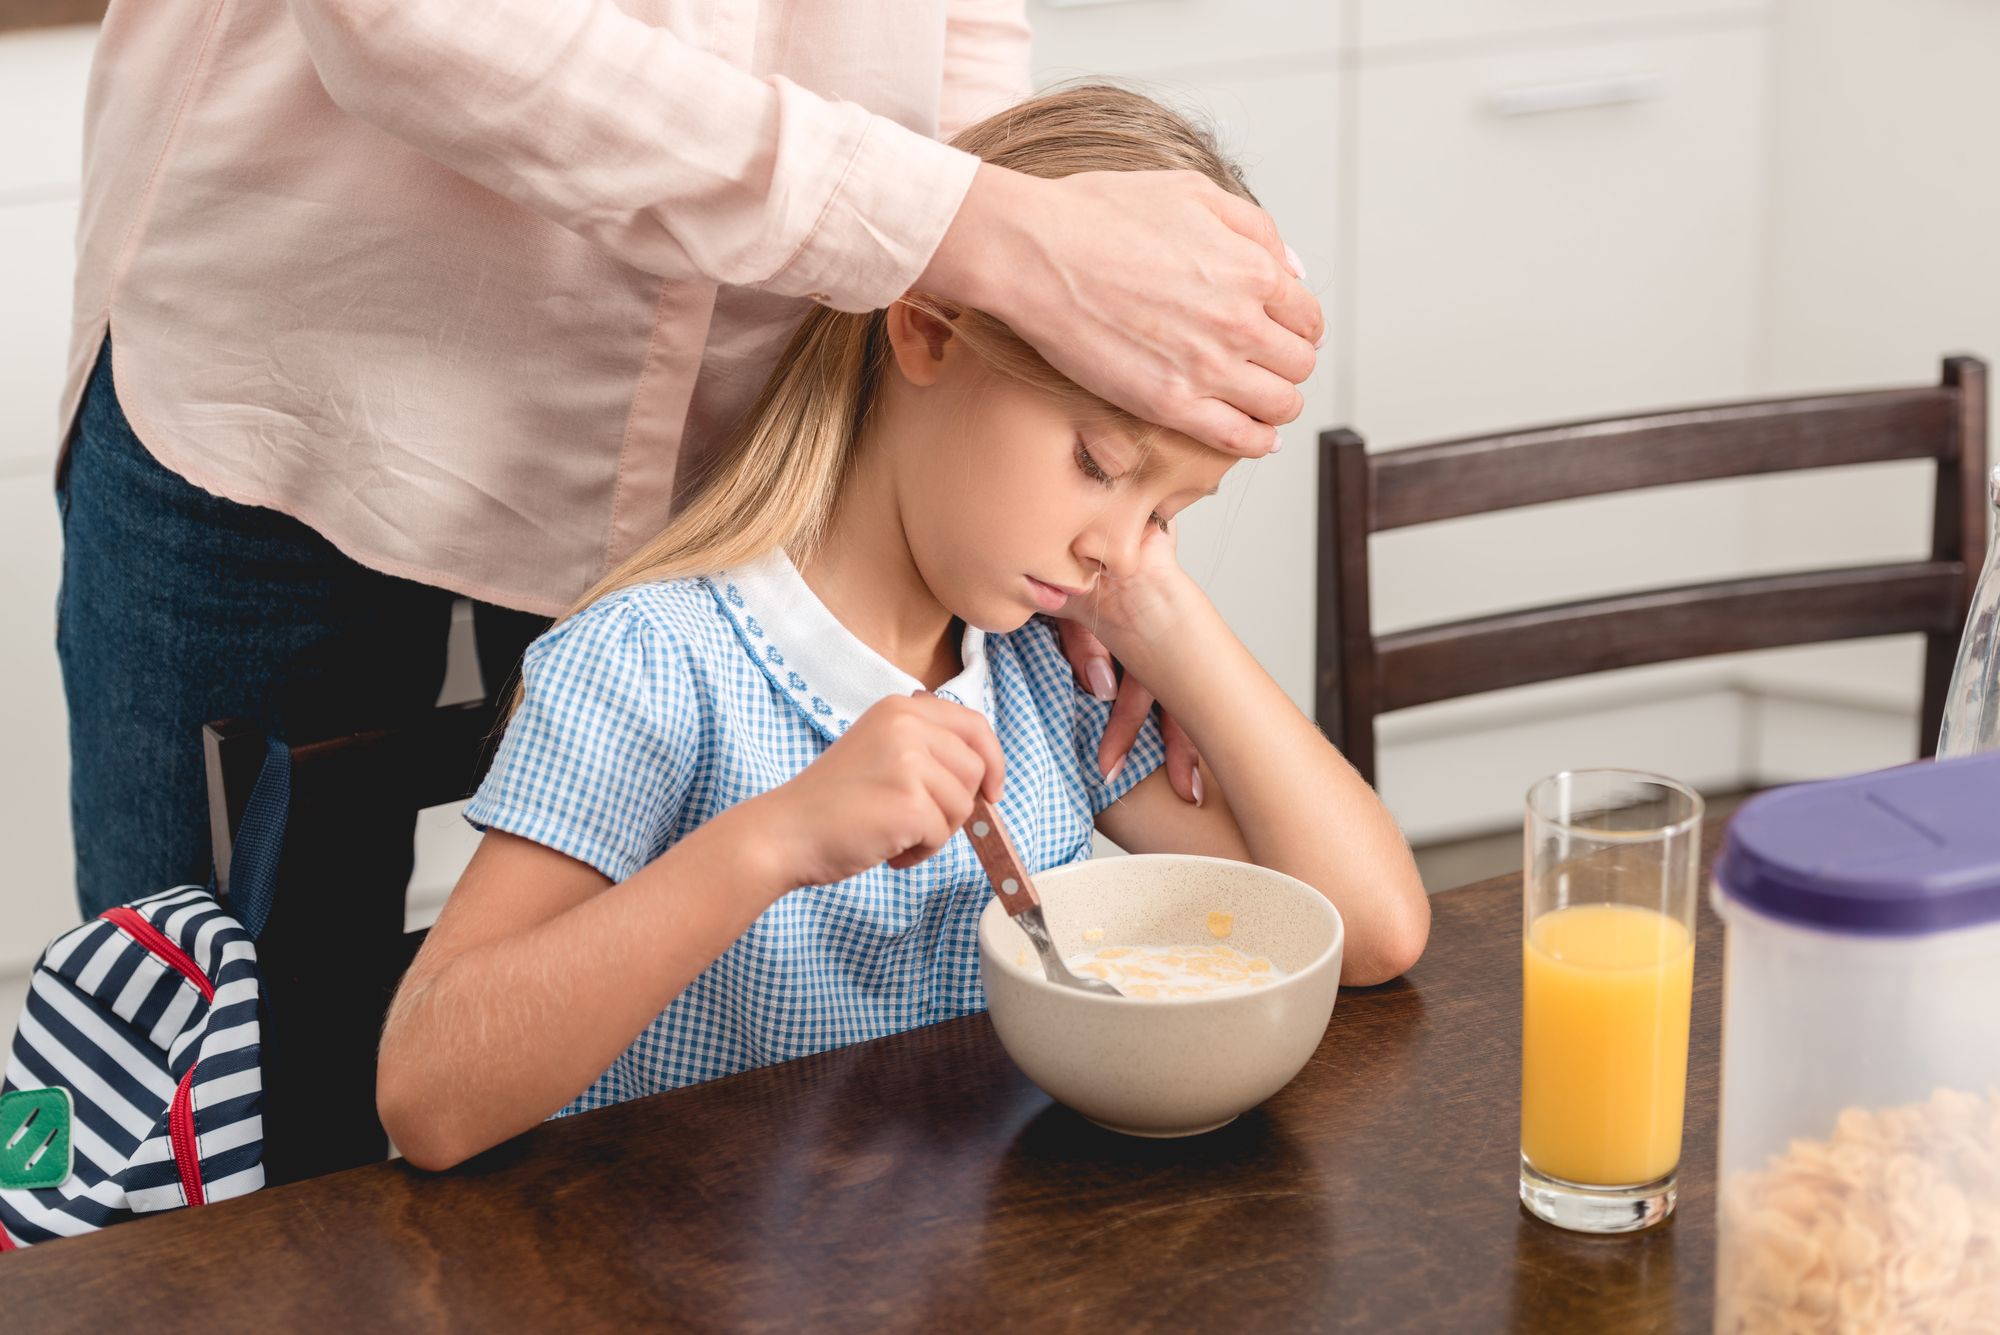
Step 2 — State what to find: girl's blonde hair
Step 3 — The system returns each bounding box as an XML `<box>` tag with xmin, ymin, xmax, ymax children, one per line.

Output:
<box><xmin>555</xmin><ymin>84</ymin><xmax>1256</xmax><ymax>642</ymax></box>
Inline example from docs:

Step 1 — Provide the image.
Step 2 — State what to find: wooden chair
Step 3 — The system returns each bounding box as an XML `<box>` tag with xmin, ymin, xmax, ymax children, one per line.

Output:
<box><xmin>203</xmin><ymin>700</ymin><xmax>501</xmax><ymax>1184</ymax></box>
<box><xmin>1317</xmin><ymin>357</ymin><xmax>1990</xmax><ymax>787</ymax></box>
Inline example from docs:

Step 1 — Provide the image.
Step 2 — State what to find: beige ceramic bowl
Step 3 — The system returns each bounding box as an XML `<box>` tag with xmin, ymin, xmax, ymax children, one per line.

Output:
<box><xmin>978</xmin><ymin>854</ymin><xmax>1344</xmax><ymax>1137</ymax></box>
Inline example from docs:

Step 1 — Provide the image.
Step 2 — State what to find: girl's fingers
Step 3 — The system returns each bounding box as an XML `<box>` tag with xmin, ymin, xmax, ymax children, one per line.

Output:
<box><xmin>922</xmin><ymin>727</ymin><xmax>992</xmax><ymax>815</ymax></box>
<box><xmin>1052</xmin><ymin>618</ymin><xmax>1118</xmax><ymax>702</ymax></box>
<box><xmin>1160</xmin><ymin>706</ymin><xmax>1202</xmax><ymax>805</ymax></box>
<box><xmin>1095</xmin><ymin>675</ymin><xmax>1157</xmax><ymax>782</ymax></box>
<box><xmin>885</xmin><ymin>755</ymin><xmax>973</xmax><ymax>869</ymax></box>
<box><xmin>905</xmin><ymin>690</ymin><xmax>1006</xmax><ymax>800</ymax></box>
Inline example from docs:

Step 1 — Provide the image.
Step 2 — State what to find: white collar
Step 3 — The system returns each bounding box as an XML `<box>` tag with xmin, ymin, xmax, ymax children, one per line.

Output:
<box><xmin>708</xmin><ymin>550</ymin><xmax>991</xmax><ymax>740</ymax></box>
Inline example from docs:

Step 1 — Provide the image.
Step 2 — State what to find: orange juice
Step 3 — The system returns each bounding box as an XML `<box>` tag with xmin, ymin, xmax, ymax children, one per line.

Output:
<box><xmin>1521</xmin><ymin>903</ymin><xmax>1693</xmax><ymax>1186</ymax></box>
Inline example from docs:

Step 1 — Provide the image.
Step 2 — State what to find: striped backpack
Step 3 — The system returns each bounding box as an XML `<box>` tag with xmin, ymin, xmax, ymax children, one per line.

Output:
<box><xmin>0</xmin><ymin>736</ymin><xmax>288</xmax><ymax>1249</ymax></box>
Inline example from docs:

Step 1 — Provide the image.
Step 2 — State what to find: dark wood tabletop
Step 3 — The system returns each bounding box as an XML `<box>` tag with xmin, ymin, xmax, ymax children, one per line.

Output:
<box><xmin>0</xmin><ymin>848</ymin><xmax>1726</xmax><ymax>1333</ymax></box>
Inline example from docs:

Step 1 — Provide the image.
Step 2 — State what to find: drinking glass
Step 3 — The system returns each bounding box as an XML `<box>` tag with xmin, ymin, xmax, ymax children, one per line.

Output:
<box><xmin>1519</xmin><ymin>769</ymin><xmax>1703</xmax><ymax>1233</ymax></box>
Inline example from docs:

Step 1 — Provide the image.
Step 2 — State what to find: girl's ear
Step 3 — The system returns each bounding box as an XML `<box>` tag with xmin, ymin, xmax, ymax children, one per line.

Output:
<box><xmin>885</xmin><ymin>298</ymin><xmax>959</xmax><ymax>389</ymax></box>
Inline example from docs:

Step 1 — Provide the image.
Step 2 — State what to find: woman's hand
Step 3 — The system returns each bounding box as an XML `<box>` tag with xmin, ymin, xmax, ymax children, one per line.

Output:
<box><xmin>919</xmin><ymin>165</ymin><xmax>1322</xmax><ymax>458</ymax></box>
<box><xmin>754</xmin><ymin>692</ymin><xmax>1004</xmax><ymax>887</ymax></box>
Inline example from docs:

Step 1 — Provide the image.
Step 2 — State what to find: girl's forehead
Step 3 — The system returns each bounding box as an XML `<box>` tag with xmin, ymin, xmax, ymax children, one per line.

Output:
<box><xmin>1117</xmin><ymin>425</ymin><xmax>1239</xmax><ymax>492</ymax></box>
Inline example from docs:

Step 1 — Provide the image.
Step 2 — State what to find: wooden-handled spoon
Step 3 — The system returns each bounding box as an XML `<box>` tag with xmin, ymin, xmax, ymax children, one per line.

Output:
<box><xmin>963</xmin><ymin>793</ymin><xmax>1122</xmax><ymax>998</ymax></box>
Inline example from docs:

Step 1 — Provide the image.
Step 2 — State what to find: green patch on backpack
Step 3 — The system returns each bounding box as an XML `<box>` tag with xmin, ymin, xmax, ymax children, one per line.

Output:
<box><xmin>0</xmin><ymin>1087</ymin><xmax>73</xmax><ymax>1190</ymax></box>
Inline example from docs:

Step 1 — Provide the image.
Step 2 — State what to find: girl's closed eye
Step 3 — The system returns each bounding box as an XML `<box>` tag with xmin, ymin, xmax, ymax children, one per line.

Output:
<box><xmin>1076</xmin><ymin>436</ymin><xmax>1172</xmax><ymax>532</ymax></box>
<box><xmin>1074</xmin><ymin>436</ymin><xmax>1116</xmax><ymax>487</ymax></box>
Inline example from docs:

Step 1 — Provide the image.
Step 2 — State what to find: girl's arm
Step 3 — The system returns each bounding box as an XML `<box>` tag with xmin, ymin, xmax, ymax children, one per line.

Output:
<box><xmin>378</xmin><ymin>694</ymin><xmax>1003</xmax><ymax>1171</ymax></box>
<box><xmin>1089</xmin><ymin>573</ymin><xmax>1429</xmax><ymax>987</ymax></box>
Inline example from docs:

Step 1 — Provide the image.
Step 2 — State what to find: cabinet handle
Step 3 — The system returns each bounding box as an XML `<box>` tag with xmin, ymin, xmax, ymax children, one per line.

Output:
<box><xmin>1489</xmin><ymin>72</ymin><xmax>1668</xmax><ymax>118</ymax></box>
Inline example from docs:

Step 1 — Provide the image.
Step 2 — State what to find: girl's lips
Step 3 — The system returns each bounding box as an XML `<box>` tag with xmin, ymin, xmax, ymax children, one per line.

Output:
<box><xmin>1025</xmin><ymin>576</ymin><xmax>1078</xmax><ymax>611</ymax></box>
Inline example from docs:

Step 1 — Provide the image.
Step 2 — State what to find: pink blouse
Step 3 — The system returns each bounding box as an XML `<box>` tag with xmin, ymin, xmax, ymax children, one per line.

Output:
<box><xmin>67</xmin><ymin>0</ymin><xmax>1031</xmax><ymax>615</ymax></box>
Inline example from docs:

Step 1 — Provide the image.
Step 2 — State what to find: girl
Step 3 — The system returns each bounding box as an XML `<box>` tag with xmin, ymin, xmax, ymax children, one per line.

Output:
<box><xmin>378</xmin><ymin>86</ymin><xmax>1429</xmax><ymax>1171</ymax></box>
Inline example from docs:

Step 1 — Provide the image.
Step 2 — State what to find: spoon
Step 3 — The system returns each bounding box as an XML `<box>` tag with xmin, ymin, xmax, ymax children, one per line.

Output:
<box><xmin>963</xmin><ymin>793</ymin><xmax>1123</xmax><ymax>998</ymax></box>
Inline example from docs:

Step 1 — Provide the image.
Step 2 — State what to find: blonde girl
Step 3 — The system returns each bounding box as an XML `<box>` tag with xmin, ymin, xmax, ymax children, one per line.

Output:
<box><xmin>378</xmin><ymin>86</ymin><xmax>1429</xmax><ymax>1170</ymax></box>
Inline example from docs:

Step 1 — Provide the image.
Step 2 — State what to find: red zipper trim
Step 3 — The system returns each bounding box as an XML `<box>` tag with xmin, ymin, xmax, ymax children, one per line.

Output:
<box><xmin>101</xmin><ymin>906</ymin><xmax>215</xmax><ymax>1003</ymax></box>
<box><xmin>168</xmin><ymin>1066</ymin><xmax>206</xmax><ymax>1208</ymax></box>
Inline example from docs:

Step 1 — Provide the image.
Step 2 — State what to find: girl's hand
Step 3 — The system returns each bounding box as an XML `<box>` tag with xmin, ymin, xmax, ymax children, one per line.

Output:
<box><xmin>753</xmin><ymin>692</ymin><xmax>1004</xmax><ymax>889</ymax></box>
<box><xmin>1064</xmin><ymin>512</ymin><xmax>1212</xmax><ymax>667</ymax></box>
<box><xmin>1052</xmin><ymin>619</ymin><xmax>1204</xmax><ymax>804</ymax></box>
<box><xmin>1051</xmin><ymin>516</ymin><xmax>1214</xmax><ymax>804</ymax></box>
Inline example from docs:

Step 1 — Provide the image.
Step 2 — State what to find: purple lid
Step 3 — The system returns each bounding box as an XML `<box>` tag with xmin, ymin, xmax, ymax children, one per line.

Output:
<box><xmin>1715</xmin><ymin>751</ymin><xmax>2000</xmax><ymax>935</ymax></box>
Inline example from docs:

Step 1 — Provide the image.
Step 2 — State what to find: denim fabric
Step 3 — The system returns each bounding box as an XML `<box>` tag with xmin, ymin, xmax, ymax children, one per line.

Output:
<box><xmin>57</xmin><ymin>342</ymin><xmax>549</xmax><ymax>916</ymax></box>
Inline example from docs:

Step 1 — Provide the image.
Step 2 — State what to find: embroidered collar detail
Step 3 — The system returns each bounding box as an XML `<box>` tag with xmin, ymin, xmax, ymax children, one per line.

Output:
<box><xmin>706</xmin><ymin>550</ymin><xmax>992</xmax><ymax>742</ymax></box>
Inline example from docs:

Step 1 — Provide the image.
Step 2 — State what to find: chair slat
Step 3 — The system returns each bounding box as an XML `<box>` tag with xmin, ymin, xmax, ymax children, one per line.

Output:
<box><xmin>288</xmin><ymin>701</ymin><xmax>502</xmax><ymax>816</ymax></box>
<box><xmin>1375</xmin><ymin>563</ymin><xmax>1966</xmax><ymax>714</ymax></box>
<box><xmin>1370</xmin><ymin>388</ymin><xmax>1957</xmax><ymax>533</ymax></box>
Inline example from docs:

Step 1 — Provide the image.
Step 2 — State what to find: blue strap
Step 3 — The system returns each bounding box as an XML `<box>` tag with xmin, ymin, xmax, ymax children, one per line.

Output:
<box><xmin>228</xmin><ymin>733</ymin><xmax>291</xmax><ymax>942</ymax></box>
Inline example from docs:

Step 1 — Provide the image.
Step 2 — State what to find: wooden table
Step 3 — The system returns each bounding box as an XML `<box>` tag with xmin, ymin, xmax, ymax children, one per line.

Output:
<box><xmin>1</xmin><ymin>858</ymin><xmax>1726</xmax><ymax>1333</ymax></box>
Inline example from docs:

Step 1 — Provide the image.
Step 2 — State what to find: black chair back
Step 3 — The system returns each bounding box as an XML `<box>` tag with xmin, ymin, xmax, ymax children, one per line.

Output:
<box><xmin>203</xmin><ymin>700</ymin><xmax>500</xmax><ymax>1184</ymax></box>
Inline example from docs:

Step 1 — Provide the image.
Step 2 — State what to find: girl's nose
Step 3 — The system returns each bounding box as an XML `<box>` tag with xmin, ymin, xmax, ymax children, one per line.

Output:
<box><xmin>1081</xmin><ymin>518</ymin><xmax>1144</xmax><ymax>580</ymax></box>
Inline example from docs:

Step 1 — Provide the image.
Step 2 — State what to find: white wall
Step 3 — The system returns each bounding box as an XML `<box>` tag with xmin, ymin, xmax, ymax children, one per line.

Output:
<box><xmin>0</xmin><ymin>25</ymin><xmax>95</xmax><ymax>992</ymax></box>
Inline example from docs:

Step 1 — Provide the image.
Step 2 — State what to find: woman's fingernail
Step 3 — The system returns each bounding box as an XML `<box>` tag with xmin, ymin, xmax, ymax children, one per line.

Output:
<box><xmin>1314</xmin><ymin>328</ymin><xmax>1327</xmax><ymax>351</ymax></box>
<box><xmin>1192</xmin><ymin>768</ymin><xmax>1204</xmax><ymax>807</ymax></box>
<box><xmin>1268</xmin><ymin>435</ymin><xmax>1283</xmax><ymax>453</ymax></box>
<box><xmin>1102</xmin><ymin>756</ymin><xmax>1124</xmax><ymax>783</ymax></box>
<box><xmin>1087</xmin><ymin>659</ymin><xmax>1117</xmax><ymax>703</ymax></box>
<box><xmin>1283</xmin><ymin>243</ymin><xmax>1306</xmax><ymax>279</ymax></box>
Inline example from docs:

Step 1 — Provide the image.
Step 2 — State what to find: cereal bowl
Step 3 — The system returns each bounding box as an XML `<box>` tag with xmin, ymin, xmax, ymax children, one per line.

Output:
<box><xmin>978</xmin><ymin>854</ymin><xmax>1344</xmax><ymax>1137</ymax></box>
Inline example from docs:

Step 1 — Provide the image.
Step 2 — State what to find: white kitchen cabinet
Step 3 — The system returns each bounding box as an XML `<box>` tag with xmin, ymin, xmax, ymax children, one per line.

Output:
<box><xmin>1356</xmin><ymin>0</ymin><xmax>1766</xmax><ymax>54</ymax></box>
<box><xmin>1349</xmin><ymin>21</ymin><xmax>1778</xmax><ymax>809</ymax></box>
<box><xmin>1030</xmin><ymin>0</ymin><xmax>1339</xmax><ymax>77</ymax></box>
<box><xmin>1346</xmin><ymin>24</ymin><xmax>1769</xmax><ymax>450</ymax></box>
<box><xmin>1759</xmin><ymin>0</ymin><xmax>2000</xmax><ymax>399</ymax></box>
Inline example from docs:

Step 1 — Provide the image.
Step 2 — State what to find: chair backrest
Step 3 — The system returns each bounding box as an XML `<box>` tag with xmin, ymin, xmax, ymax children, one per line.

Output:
<box><xmin>202</xmin><ymin>700</ymin><xmax>501</xmax><ymax>1184</ymax></box>
<box><xmin>1318</xmin><ymin>357</ymin><xmax>1990</xmax><ymax>787</ymax></box>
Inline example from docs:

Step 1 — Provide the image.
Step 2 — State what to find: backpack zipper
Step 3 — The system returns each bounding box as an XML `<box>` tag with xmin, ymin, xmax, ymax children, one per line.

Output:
<box><xmin>167</xmin><ymin>1067</ymin><xmax>206</xmax><ymax>1207</ymax></box>
<box><xmin>100</xmin><ymin>906</ymin><xmax>215</xmax><ymax>1003</ymax></box>
<box><xmin>102</xmin><ymin>905</ymin><xmax>215</xmax><ymax>1206</ymax></box>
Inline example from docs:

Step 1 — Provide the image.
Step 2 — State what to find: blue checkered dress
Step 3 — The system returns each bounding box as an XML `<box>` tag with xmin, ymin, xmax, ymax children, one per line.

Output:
<box><xmin>465</xmin><ymin>552</ymin><xmax>1163</xmax><ymax>1113</ymax></box>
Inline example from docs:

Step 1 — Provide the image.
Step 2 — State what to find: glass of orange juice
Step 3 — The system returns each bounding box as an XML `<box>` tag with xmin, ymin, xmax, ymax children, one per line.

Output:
<box><xmin>1520</xmin><ymin>769</ymin><xmax>1702</xmax><ymax>1233</ymax></box>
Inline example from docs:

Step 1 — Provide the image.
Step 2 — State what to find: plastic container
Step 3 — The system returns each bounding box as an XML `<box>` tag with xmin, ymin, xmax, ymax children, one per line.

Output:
<box><xmin>1711</xmin><ymin>752</ymin><xmax>2000</xmax><ymax>1332</ymax></box>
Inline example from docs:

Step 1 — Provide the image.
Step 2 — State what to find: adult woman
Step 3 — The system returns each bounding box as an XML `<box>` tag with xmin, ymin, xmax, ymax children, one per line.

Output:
<box><xmin>57</xmin><ymin>0</ymin><xmax>1322</xmax><ymax>914</ymax></box>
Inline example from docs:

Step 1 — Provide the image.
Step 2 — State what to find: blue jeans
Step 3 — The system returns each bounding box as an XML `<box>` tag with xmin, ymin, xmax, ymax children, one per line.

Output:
<box><xmin>57</xmin><ymin>343</ymin><xmax>550</xmax><ymax>916</ymax></box>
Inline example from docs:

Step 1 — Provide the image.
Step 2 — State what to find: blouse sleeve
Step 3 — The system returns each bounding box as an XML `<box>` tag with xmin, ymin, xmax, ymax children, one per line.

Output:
<box><xmin>286</xmin><ymin>0</ymin><xmax>980</xmax><ymax>312</ymax></box>
<box><xmin>463</xmin><ymin>600</ymin><xmax>695</xmax><ymax>883</ymax></box>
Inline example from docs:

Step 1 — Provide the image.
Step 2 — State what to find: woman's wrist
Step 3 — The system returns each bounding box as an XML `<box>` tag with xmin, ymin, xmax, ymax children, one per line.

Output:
<box><xmin>917</xmin><ymin>164</ymin><xmax>1038</xmax><ymax>315</ymax></box>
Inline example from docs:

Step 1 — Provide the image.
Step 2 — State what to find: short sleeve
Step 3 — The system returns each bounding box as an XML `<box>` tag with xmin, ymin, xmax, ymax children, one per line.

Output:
<box><xmin>1072</xmin><ymin>688</ymin><xmax>1167</xmax><ymax>816</ymax></box>
<box><xmin>464</xmin><ymin>599</ymin><xmax>695</xmax><ymax>883</ymax></box>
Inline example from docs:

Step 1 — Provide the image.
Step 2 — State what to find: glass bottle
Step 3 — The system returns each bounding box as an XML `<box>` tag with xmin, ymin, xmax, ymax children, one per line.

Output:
<box><xmin>1937</xmin><ymin>466</ymin><xmax>2000</xmax><ymax>758</ymax></box>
